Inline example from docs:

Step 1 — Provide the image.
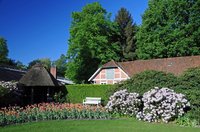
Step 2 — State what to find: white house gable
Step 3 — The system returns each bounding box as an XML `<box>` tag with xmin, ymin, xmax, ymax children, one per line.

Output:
<box><xmin>91</xmin><ymin>67</ymin><xmax>129</xmax><ymax>84</ymax></box>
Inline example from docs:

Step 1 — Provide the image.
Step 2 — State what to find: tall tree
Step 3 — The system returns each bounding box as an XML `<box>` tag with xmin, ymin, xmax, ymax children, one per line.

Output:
<box><xmin>7</xmin><ymin>59</ymin><xmax>27</xmax><ymax>70</ymax></box>
<box><xmin>28</xmin><ymin>58</ymin><xmax>51</xmax><ymax>70</ymax></box>
<box><xmin>0</xmin><ymin>37</ymin><xmax>9</xmax><ymax>64</ymax></box>
<box><xmin>115</xmin><ymin>8</ymin><xmax>137</xmax><ymax>61</ymax></box>
<box><xmin>53</xmin><ymin>54</ymin><xmax>67</xmax><ymax>77</ymax></box>
<box><xmin>136</xmin><ymin>0</ymin><xmax>200</xmax><ymax>59</ymax></box>
<box><xmin>66</xmin><ymin>2</ymin><xmax>120</xmax><ymax>83</ymax></box>
<box><xmin>14</xmin><ymin>60</ymin><xmax>27</xmax><ymax>70</ymax></box>
<box><xmin>28</xmin><ymin>59</ymin><xmax>41</xmax><ymax>69</ymax></box>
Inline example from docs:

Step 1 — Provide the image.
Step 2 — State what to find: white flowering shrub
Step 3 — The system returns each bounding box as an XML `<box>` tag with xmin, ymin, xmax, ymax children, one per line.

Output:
<box><xmin>0</xmin><ymin>81</ymin><xmax>17</xmax><ymax>91</ymax></box>
<box><xmin>105</xmin><ymin>89</ymin><xmax>141</xmax><ymax>116</ymax></box>
<box><xmin>136</xmin><ymin>87</ymin><xmax>190</xmax><ymax>123</ymax></box>
<box><xmin>0</xmin><ymin>81</ymin><xmax>23</xmax><ymax>107</ymax></box>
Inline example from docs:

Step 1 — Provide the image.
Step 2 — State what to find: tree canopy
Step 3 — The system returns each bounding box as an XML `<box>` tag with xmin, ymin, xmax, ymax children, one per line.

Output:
<box><xmin>136</xmin><ymin>0</ymin><xmax>200</xmax><ymax>59</ymax></box>
<box><xmin>0</xmin><ymin>37</ymin><xmax>9</xmax><ymax>64</ymax></box>
<box><xmin>65</xmin><ymin>1</ymin><xmax>200</xmax><ymax>83</ymax></box>
<box><xmin>53</xmin><ymin>54</ymin><xmax>67</xmax><ymax>77</ymax></box>
<box><xmin>27</xmin><ymin>55</ymin><xmax>67</xmax><ymax>77</ymax></box>
<box><xmin>28</xmin><ymin>58</ymin><xmax>51</xmax><ymax>70</ymax></box>
<box><xmin>115</xmin><ymin>8</ymin><xmax>137</xmax><ymax>61</ymax></box>
<box><xmin>66</xmin><ymin>2</ymin><xmax>121</xmax><ymax>83</ymax></box>
<box><xmin>6</xmin><ymin>59</ymin><xmax>27</xmax><ymax>70</ymax></box>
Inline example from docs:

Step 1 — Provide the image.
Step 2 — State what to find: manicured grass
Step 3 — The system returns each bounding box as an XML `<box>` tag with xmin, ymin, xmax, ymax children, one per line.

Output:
<box><xmin>1</xmin><ymin>119</ymin><xmax>199</xmax><ymax>132</ymax></box>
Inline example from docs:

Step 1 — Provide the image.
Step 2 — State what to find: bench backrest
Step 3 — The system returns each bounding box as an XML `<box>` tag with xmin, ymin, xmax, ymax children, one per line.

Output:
<box><xmin>85</xmin><ymin>97</ymin><xmax>101</xmax><ymax>101</ymax></box>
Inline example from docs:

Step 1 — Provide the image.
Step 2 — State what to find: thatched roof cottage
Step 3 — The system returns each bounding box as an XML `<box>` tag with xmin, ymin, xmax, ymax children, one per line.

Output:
<box><xmin>18</xmin><ymin>63</ymin><xmax>65</xmax><ymax>105</ymax></box>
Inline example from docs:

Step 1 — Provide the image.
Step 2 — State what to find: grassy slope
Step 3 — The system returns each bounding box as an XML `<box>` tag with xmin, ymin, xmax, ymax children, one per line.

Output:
<box><xmin>1</xmin><ymin>119</ymin><xmax>199</xmax><ymax>132</ymax></box>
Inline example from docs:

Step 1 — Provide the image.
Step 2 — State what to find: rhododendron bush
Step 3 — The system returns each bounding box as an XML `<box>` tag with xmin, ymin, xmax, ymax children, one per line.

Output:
<box><xmin>0</xmin><ymin>81</ymin><xmax>22</xmax><ymax>107</ymax></box>
<box><xmin>106</xmin><ymin>87</ymin><xmax>190</xmax><ymax>123</ymax></box>
<box><xmin>137</xmin><ymin>87</ymin><xmax>190</xmax><ymax>122</ymax></box>
<box><xmin>0</xmin><ymin>81</ymin><xmax>18</xmax><ymax>90</ymax></box>
<box><xmin>105</xmin><ymin>89</ymin><xmax>141</xmax><ymax>116</ymax></box>
<box><xmin>0</xmin><ymin>81</ymin><xmax>18</xmax><ymax>97</ymax></box>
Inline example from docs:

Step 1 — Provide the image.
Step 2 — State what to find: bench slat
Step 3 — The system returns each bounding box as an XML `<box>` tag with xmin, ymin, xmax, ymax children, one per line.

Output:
<box><xmin>83</xmin><ymin>97</ymin><xmax>101</xmax><ymax>105</ymax></box>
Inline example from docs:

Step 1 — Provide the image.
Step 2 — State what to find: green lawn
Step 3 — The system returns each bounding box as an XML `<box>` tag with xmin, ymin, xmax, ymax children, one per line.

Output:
<box><xmin>1</xmin><ymin>119</ymin><xmax>199</xmax><ymax>132</ymax></box>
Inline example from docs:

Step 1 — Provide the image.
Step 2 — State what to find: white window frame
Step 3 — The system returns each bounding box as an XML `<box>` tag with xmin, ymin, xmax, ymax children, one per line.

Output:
<box><xmin>106</xmin><ymin>69</ymin><xmax>114</xmax><ymax>79</ymax></box>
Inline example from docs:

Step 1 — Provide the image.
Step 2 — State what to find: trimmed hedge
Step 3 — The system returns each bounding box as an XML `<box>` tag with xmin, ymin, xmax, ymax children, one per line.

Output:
<box><xmin>66</xmin><ymin>84</ymin><xmax>116</xmax><ymax>105</ymax></box>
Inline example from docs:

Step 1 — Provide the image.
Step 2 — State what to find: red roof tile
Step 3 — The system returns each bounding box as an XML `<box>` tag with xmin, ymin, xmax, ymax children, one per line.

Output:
<box><xmin>102</xmin><ymin>60</ymin><xmax>119</xmax><ymax>68</ymax></box>
<box><xmin>117</xmin><ymin>55</ymin><xmax>200</xmax><ymax>76</ymax></box>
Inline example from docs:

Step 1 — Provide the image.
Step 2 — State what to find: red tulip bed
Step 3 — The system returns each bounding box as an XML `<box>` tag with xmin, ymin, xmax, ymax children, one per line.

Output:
<box><xmin>0</xmin><ymin>103</ymin><xmax>111</xmax><ymax>126</ymax></box>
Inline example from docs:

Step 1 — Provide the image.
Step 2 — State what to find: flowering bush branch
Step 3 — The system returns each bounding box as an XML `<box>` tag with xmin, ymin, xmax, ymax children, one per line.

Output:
<box><xmin>105</xmin><ymin>89</ymin><xmax>142</xmax><ymax>116</ymax></box>
<box><xmin>106</xmin><ymin>87</ymin><xmax>190</xmax><ymax>123</ymax></box>
<box><xmin>0</xmin><ymin>81</ymin><xmax>18</xmax><ymax>90</ymax></box>
<box><xmin>136</xmin><ymin>87</ymin><xmax>190</xmax><ymax>123</ymax></box>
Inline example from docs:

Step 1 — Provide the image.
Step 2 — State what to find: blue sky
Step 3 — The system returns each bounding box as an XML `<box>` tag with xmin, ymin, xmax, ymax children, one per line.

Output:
<box><xmin>0</xmin><ymin>0</ymin><xmax>148</xmax><ymax>65</ymax></box>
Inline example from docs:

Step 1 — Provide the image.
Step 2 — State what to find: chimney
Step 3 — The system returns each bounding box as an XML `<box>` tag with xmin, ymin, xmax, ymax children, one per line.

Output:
<box><xmin>50</xmin><ymin>65</ymin><xmax>57</xmax><ymax>79</ymax></box>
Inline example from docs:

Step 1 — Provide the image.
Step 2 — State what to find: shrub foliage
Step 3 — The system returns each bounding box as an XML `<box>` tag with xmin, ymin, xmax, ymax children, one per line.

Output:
<box><xmin>175</xmin><ymin>68</ymin><xmax>200</xmax><ymax>107</ymax></box>
<box><xmin>174</xmin><ymin>67</ymin><xmax>200</xmax><ymax>125</ymax></box>
<box><xmin>116</xmin><ymin>70</ymin><xmax>178</xmax><ymax>94</ymax></box>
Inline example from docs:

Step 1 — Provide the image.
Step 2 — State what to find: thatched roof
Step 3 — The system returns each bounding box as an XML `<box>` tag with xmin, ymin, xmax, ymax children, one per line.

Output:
<box><xmin>19</xmin><ymin>63</ymin><xmax>61</xmax><ymax>86</ymax></box>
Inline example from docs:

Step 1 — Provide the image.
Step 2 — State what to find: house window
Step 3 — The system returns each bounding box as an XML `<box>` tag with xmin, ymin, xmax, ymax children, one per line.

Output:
<box><xmin>106</xmin><ymin>69</ymin><xmax>114</xmax><ymax>79</ymax></box>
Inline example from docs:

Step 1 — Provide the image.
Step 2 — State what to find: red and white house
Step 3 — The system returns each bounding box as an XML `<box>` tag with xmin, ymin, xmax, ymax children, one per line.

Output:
<box><xmin>88</xmin><ymin>60</ymin><xmax>129</xmax><ymax>84</ymax></box>
<box><xmin>88</xmin><ymin>55</ymin><xmax>200</xmax><ymax>84</ymax></box>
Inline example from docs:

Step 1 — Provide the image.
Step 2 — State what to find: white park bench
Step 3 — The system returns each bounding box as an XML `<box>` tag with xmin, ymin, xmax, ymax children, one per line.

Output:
<box><xmin>83</xmin><ymin>97</ymin><xmax>101</xmax><ymax>105</ymax></box>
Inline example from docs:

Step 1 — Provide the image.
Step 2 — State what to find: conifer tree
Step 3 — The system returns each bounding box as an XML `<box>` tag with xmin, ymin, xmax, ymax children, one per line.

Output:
<box><xmin>115</xmin><ymin>8</ymin><xmax>137</xmax><ymax>61</ymax></box>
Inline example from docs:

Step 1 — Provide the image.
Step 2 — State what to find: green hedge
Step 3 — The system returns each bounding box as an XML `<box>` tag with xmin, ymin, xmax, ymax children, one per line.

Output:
<box><xmin>66</xmin><ymin>84</ymin><xmax>116</xmax><ymax>105</ymax></box>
